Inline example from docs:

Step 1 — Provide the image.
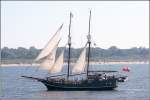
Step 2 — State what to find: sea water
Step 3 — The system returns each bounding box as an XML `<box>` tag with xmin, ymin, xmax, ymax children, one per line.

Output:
<box><xmin>0</xmin><ymin>64</ymin><xmax>149</xmax><ymax>100</ymax></box>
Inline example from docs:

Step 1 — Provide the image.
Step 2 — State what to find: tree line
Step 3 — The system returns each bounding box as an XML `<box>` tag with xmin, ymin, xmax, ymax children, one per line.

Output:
<box><xmin>1</xmin><ymin>46</ymin><xmax>149</xmax><ymax>64</ymax></box>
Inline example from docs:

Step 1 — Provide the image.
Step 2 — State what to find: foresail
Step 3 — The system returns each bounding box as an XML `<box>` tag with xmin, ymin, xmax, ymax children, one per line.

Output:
<box><xmin>72</xmin><ymin>45</ymin><xmax>87</xmax><ymax>74</ymax></box>
<box><xmin>49</xmin><ymin>49</ymin><xmax>65</xmax><ymax>73</ymax></box>
<box><xmin>39</xmin><ymin>38</ymin><xmax>60</xmax><ymax>70</ymax></box>
<box><xmin>35</xmin><ymin>24</ymin><xmax>63</xmax><ymax>61</ymax></box>
<box><xmin>40</xmin><ymin>47</ymin><xmax>57</xmax><ymax>70</ymax></box>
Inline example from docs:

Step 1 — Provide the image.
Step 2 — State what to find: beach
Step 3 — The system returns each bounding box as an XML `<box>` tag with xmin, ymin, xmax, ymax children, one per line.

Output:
<box><xmin>1</xmin><ymin>61</ymin><xmax>148</xmax><ymax>67</ymax></box>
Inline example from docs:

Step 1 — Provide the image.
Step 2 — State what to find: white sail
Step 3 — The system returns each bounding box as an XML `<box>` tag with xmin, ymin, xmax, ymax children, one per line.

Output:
<box><xmin>49</xmin><ymin>49</ymin><xmax>65</xmax><ymax>73</ymax></box>
<box><xmin>40</xmin><ymin>47</ymin><xmax>57</xmax><ymax>70</ymax></box>
<box><xmin>35</xmin><ymin>24</ymin><xmax>63</xmax><ymax>61</ymax></box>
<box><xmin>72</xmin><ymin>46</ymin><xmax>87</xmax><ymax>74</ymax></box>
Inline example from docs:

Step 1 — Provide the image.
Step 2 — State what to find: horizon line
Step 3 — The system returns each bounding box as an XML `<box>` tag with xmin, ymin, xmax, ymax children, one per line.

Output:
<box><xmin>1</xmin><ymin>45</ymin><xmax>149</xmax><ymax>49</ymax></box>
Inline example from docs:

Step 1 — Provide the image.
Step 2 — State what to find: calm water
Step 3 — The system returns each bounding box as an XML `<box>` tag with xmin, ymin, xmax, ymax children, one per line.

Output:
<box><xmin>0</xmin><ymin>64</ymin><xmax>149</xmax><ymax>100</ymax></box>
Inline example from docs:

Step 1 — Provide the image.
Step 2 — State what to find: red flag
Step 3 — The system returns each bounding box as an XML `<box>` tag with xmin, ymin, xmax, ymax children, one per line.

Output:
<box><xmin>122</xmin><ymin>66</ymin><xmax>130</xmax><ymax>72</ymax></box>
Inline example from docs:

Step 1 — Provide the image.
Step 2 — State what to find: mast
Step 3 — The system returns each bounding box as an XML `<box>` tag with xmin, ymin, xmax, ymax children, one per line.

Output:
<box><xmin>67</xmin><ymin>12</ymin><xmax>73</xmax><ymax>79</ymax></box>
<box><xmin>87</xmin><ymin>10</ymin><xmax>91</xmax><ymax>77</ymax></box>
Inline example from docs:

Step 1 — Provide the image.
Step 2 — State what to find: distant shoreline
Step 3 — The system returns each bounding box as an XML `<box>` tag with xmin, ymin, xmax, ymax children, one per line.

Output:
<box><xmin>1</xmin><ymin>61</ymin><xmax>148</xmax><ymax>67</ymax></box>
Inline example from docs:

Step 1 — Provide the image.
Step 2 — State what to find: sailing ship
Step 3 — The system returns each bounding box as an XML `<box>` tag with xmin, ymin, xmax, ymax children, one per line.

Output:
<box><xmin>22</xmin><ymin>11</ymin><xmax>119</xmax><ymax>90</ymax></box>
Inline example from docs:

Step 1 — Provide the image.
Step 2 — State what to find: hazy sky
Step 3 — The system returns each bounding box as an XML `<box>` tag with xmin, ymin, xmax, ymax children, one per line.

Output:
<box><xmin>1</xmin><ymin>1</ymin><xmax>149</xmax><ymax>49</ymax></box>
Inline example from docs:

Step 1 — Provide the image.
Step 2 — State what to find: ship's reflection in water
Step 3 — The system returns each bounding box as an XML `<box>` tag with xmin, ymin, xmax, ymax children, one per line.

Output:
<box><xmin>0</xmin><ymin>64</ymin><xmax>149</xmax><ymax>100</ymax></box>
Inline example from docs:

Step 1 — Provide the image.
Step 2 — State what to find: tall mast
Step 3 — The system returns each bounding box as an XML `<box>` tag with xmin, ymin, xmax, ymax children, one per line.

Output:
<box><xmin>67</xmin><ymin>12</ymin><xmax>73</xmax><ymax>80</ymax></box>
<box><xmin>87</xmin><ymin>10</ymin><xmax>91</xmax><ymax>77</ymax></box>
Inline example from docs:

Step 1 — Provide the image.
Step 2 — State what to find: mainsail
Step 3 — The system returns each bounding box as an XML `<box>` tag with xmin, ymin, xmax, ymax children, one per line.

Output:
<box><xmin>72</xmin><ymin>44</ymin><xmax>87</xmax><ymax>74</ymax></box>
<box><xmin>35</xmin><ymin>24</ymin><xmax>63</xmax><ymax>61</ymax></box>
<box><xmin>49</xmin><ymin>49</ymin><xmax>65</xmax><ymax>73</ymax></box>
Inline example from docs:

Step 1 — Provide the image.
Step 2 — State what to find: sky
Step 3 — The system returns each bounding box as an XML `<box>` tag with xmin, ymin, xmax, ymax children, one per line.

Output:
<box><xmin>1</xmin><ymin>1</ymin><xmax>149</xmax><ymax>49</ymax></box>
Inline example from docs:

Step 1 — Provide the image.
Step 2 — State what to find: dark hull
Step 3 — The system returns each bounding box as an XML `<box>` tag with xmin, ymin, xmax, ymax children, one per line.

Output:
<box><xmin>21</xmin><ymin>75</ymin><xmax>118</xmax><ymax>91</ymax></box>
<box><xmin>40</xmin><ymin>79</ymin><xmax>118</xmax><ymax>91</ymax></box>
